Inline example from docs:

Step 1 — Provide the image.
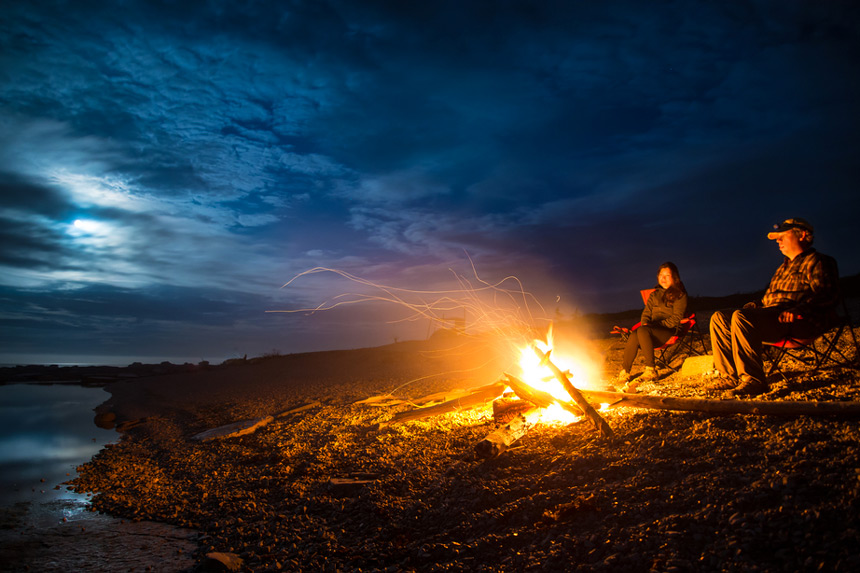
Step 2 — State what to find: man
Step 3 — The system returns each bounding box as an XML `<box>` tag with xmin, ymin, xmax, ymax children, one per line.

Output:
<box><xmin>708</xmin><ymin>217</ymin><xmax>839</xmax><ymax>397</ymax></box>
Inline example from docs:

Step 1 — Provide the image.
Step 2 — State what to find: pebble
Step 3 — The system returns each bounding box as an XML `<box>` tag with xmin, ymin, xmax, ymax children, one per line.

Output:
<box><xmin>65</xmin><ymin>329</ymin><xmax>860</xmax><ymax>571</ymax></box>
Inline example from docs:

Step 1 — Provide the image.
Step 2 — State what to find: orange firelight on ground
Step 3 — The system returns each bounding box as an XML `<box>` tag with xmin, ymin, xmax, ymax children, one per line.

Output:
<box><xmin>515</xmin><ymin>327</ymin><xmax>606</xmax><ymax>424</ymax></box>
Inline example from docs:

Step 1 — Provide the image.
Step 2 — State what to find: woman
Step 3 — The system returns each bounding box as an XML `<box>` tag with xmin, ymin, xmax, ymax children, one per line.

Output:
<box><xmin>616</xmin><ymin>262</ymin><xmax>688</xmax><ymax>392</ymax></box>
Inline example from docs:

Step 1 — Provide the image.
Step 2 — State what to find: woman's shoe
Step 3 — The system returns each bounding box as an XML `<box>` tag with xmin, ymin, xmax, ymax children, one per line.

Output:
<box><xmin>622</xmin><ymin>379</ymin><xmax>639</xmax><ymax>393</ymax></box>
<box><xmin>615</xmin><ymin>369</ymin><xmax>630</xmax><ymax>384</ymax></box>
<box><xmin>639</xmin><ymin>366</ymin><xmax>658</xmax><ymax>382</ymax></box>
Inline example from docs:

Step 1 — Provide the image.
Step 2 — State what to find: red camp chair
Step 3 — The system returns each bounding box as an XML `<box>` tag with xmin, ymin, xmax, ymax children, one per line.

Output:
<box><xmin>610</xmin><ymin>289</ymin><xmax>706</xmax><ymax>371</ymax></box>
<box><xmin>764</xmin><ymin>298</ymin><xmax>859</xmax><ymax>377</ymax></box>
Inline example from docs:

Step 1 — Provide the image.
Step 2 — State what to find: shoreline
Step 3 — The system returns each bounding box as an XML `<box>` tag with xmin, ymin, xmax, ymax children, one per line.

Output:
<box><xmin>0</xmin><ymin>383</ymin><xmax>199</xmax><ymax>573</ymax></box>
<box><xmin>0</xmin><ymin>499</ymin><xmax>199</xmax><ymax>572</ymax></box>
<box><xmin>56</xmin><ymin>330</ymin><xmax>860</xmax><ymax>570</ymax></box>
<box><xmin>4</xmin><ymin>300</ymin><xmax>860</xmax><ymax>571</ymax></box>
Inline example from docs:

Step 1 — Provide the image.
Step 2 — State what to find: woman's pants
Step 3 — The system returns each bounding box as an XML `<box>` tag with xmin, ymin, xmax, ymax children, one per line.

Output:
<box><xmin>622</xmin><ymin>324</ymin><xmax>674</xmax><ymax>371</ymax></box>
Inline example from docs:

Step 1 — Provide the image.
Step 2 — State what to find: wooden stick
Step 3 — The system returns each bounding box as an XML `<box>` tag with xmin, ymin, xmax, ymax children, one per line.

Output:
<box><xmin>576</xmin><ymin>389</ymin><xmax>860</xmax><ymax>417</ymax></box>
<box><xmin>274</xmin><ymin>401</ymin><xmax>321</xmax><ymax>419</ymax></box>
<box><xmin>377</xmin><ymin>382</ymin><xmax>506</xmax><ymax>428</ymax></box>
<box><xmin>192</xmin><ymin>416</ymin><xmax>274</xmax><ymax>441</ymax></box>
<box><xmin>504</xmin><ymin>373</ymin><xmax>583</xmax><ymax>417</ymax></box>
<box><xmin>533</xmin><ymin>346</ymin><xmax>614</xmax><ymax>438</ymax></box>
<box><xmin>475</xmin><ymin>408</ymin><xmax>537</xmax><ymax>458</ymax></box>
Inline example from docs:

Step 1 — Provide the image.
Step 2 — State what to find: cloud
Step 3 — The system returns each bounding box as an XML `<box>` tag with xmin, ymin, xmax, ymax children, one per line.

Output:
<box><xmin>1</xmin><ymin>0</ymin><xmax>859</xmax><ymax>360</ymax></box>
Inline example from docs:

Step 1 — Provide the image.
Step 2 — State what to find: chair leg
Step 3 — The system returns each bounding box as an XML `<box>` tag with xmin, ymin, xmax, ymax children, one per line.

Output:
<box><xmin>765</xmin><ymin>344</ymin><xmax>788</xmax><ymax>377</ymax></box>
<box><xmin>766</xmin><ymin>324</ymin><xmax>859</xmax><ymax>377</ymax></box>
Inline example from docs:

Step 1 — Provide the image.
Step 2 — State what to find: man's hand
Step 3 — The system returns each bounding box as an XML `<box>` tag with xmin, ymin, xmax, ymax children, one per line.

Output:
<box><xmin>779</xmin><ymin>310</ymin><xmax>801</xmax><ymax>323</ymax></box>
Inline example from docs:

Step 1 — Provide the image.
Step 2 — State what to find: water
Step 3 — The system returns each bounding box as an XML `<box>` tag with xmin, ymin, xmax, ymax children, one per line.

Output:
<box><xmin>0</xmin><ymin>353</ymin><xmax>213</xmax><ymax>367</ymax></box>
<box><xmin>0</xmin><ymin>383</ymin><xmax>117</xmax><ymax>508</ymax></box>
<box><xmin>0</xmin><ymin>383</ymin><xmax>199</xmax><ymax>571</ymax></box>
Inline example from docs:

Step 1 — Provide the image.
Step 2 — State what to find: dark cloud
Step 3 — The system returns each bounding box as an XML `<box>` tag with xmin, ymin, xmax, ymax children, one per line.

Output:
<box><xmin>0</xmin><ymin>172</ymin><xmax>71</xmax><ymax>215</ymax></box>
<box><xmin>1</xmin><ymin>0</ymin><xmax>859</xmax><ymax>362</ymax></box>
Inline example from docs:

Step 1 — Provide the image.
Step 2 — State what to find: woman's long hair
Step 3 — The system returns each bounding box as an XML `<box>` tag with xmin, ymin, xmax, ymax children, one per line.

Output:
<box><xmin>658</xmin><ymin>261</ymin><xmax>687</xmax><ymax>305</ymax></box>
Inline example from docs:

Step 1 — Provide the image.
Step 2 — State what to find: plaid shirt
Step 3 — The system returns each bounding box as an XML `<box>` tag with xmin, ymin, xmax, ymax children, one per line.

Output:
<box><xmin>759</xmin><ymin>248</ymin><xmax>839</xmax><ymax>325</ymax></box>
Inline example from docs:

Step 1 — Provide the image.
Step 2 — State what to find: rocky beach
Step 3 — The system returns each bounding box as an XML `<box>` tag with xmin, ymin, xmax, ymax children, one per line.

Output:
<box><xmin>3</xmin><ymin>314</ymin><xmax>860</xmax><ymax>572</ymax></box>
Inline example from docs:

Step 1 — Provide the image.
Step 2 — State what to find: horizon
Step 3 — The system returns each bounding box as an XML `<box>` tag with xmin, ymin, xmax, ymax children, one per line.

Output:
<box><xmin>6</xmin><ymin>271</ymin><xmax>859</xmax><ymax>369</ymax></box>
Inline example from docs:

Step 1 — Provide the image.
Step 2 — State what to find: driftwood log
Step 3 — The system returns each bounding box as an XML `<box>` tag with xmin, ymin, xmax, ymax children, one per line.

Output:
<box><xmin>577</xmin><ymin>389</ymin><xmax>860</xmax><ymax>417</ymax></box>
<box><xmin>475</xmin><ymin>408</ymin><xmax>537</xmax><ymax>458</ymax></box>
<box><xmin>192</xmin><ymin>401</ymin><xmax>322</xmax><ymax>441</ymax></box>
<box><xmin>377</xmin><ymin>382</ymin><xmax>506</xmax><ymax>428</ymax></box>
<box><xmin>275</xmin><ymin>401</ymin><xmax>321</xmax><ymax>419</ymax></box>
<box><xmin>533</xmin><ymin>346</ymin><xmax>614</xmax><ymax>438</ymax></box>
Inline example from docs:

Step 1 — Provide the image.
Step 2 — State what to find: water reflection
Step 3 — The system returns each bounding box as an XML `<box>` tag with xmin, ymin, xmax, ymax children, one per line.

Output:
<box><xmin>0</xmin><ymin>383</ymin><xmax>116</xmax><ymax>506</ymax></box>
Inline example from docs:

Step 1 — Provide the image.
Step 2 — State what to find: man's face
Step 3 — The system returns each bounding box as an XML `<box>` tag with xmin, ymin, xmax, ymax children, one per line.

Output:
<box><xmin>775</xmin><ymin>230</ymin><xmax>804</xmax><ymax>259</ymax></box>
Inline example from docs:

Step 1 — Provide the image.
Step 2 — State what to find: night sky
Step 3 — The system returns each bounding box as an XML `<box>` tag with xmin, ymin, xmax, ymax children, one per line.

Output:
<box><xmin>2</xmin><ymin>1</ymin><xmax>859</xmax><ymax>364</ymax></box>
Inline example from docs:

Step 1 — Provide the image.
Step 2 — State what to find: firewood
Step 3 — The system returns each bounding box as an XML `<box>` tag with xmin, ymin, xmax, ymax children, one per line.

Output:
<box><xmin>377</xmin><ymin>382</ymin><xmax>506</xmax><ymax>428</ymax></box>
<box><xmin>274</xmin><ymin>401</ymin><xmax>321</xmax><ymax>418</ymax></box>
<box><xmin>412</xmin><ymin>389</ymin><xmax>474</xmax><ymax>406</ymax></box>
<box><xmin>475</xmin><ymin>408</ymin><xmax>537</xmax><ymax>458</ymax></box>
<box><xmin>533</xmin><ymin>346</ymin><xmax>614</xmax><ymax>438</ymax></box>
<box><xmin>493</xmin><ymin>397</ymin><xmax>536</xmax><ymax>423</ymax></box>
<box><xmin>503</xmin><ymin>373</ymin><xmax>583</xmax><ymax>417</ymax></box>
<box><xmin>192</xmin><ymin>416</ymin><xmax>274</xmax><ymax>441</ymax></box>
<box><xmin>328</xmin><ymin>475</ymin><xmax>377</xmax><ymax>496</ymax></box>
<box><xmin>503</xmin><ymin>372</ymin><xmax>553</xmax><ymax>407</ymax></box>
<box><xmin>576</xmin><ymin>389</ymin><xmax>860</xmax><ymax>417</ymax></box>
<box><xmin>353</xmin><ymin>395</ymin><xmax>407</xmax><ymax>407</ymax></box>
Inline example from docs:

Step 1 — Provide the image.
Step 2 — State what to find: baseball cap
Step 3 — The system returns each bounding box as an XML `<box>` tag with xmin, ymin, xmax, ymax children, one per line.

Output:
<box><xmin>767</xmin><ymin>217</ymin><xmax>814</xmax><ymax>240</ymax></box>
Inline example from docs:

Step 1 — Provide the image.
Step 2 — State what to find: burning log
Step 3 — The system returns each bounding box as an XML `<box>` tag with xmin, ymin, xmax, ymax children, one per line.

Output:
<box><xmin>503</xmin><ymin>373</ymin><xmax>583</xmax><ymax>417</ymax></box>
<box><xmin>475</xmin><ymin>408</ymin><xmax>537</xmax><ymax>458</ymax></box>
<box><xmin>377</xmin><ymin>381</ymin><xmax>506</xmax><ymax>428</ymax></box>
<box><xmin>576</xmin><ymin>389</ymin><xmax>860</xmax><ymax>417</ymax></box>
<box><xmin>493</xmin><ymin>396</ymin><xmax>538</xmax><ymax>423</ymax></box>
<box><xmin>533</xmin><ymin>346</ymin><xmax>614</xmax><ymax>438</ymax></box>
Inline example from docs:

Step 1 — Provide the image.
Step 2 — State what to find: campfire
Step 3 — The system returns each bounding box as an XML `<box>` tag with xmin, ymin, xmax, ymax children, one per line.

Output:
<box><xmin>365</xmin><ymin>326</ymin><xmax>616</xmax><ymax>458</ymax></box>
<box><xmin>363</xmin><ymin>324</ymin><xmax>860</xmax><ymax>459</ymax></box>
<box><xmin>515</xmin><ymin>329</ymin><xmax>604</xmax><ymax>425</ymax></box>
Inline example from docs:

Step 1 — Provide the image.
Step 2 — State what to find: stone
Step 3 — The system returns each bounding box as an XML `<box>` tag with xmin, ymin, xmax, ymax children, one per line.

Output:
<box><xmin>681</xmin><ymin>354</ymin><xmax>714</xmax><ymax>377</ymax></box>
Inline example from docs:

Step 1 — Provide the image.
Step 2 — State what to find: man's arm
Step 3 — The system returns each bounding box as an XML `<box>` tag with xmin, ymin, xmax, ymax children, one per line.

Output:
<box><xmin>781</xmin><ymin>254</ymin><xmax>839</xmax><ymax>323</ymax></box>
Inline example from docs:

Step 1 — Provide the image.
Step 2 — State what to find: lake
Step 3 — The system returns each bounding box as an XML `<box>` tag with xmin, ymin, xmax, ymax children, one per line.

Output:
<box><xmin>0</xmin><ymin>383</ymin><xmax>117</xmax><ymax>509</ymax></box>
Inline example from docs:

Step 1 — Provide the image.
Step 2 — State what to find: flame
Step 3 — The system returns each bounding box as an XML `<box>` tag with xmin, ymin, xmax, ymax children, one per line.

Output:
<box><xmin>515</xmin><ymin>326</ymin><xmax>605</xmax><ymax>424</ymax></box>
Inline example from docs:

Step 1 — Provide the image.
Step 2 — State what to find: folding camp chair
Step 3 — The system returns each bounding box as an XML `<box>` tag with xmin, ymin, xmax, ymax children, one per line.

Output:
<box><xmin>609</xmin><ymin>289</ymin><xmax>706</xmax><ymax>371</ymax></box>
<box><xmin>654</xmin><ymin>314</ymin><xmax>708</xmax><ymax>371</ymax></box>
<box><xmin>764</xmin><ymin>298</ymin><xmax>859</xmax><ymax>377</ymax></box>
